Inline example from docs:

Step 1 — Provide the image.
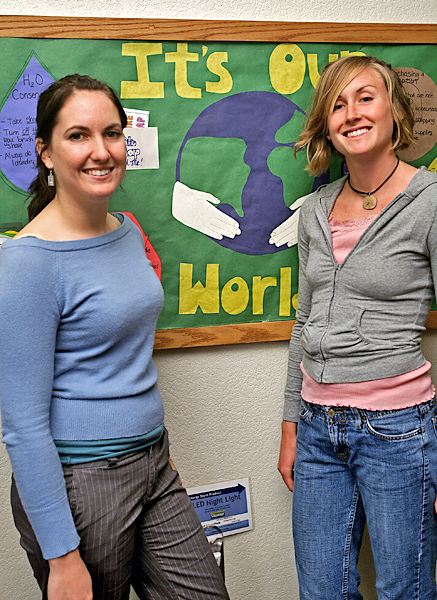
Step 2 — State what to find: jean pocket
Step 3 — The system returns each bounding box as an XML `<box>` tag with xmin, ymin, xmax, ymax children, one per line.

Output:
<box><xmin>299</xmin><ymin>399</ymin><xmax>313</xmax><ymax>423</ymax></box>
<box><xmin>364</xmin><ymin>412</ymin><xmax>421</xmax><ymax>441</ymax></box>
<box><xmin>431</xmin><ymin>415</ymin><xmax>437</xmax><ymax>440</ymax></box>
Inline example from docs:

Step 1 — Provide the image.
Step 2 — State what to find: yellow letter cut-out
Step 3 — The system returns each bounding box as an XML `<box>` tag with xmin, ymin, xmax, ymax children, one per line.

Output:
<box><xmin>307</xmin><ymin>54</ymin><xmax>322</xmax><ymax>89</ymax></box>
<box><xmin>206</xmin><ymin>52</ymin><xmax>233</xmax><ymax>94</ymax></box>
<box><xmin>307</xmin><ymin>51</ymin><xmax>366</xmax><ymax>89</ymax></box>
<box><xmin>252</xmin><ymin>276</ymin><xmax>277</xmax><ymax>315</ymax></box>
<box><xmin>269</xmin><ymin>44</ymin><xmax>306</xmax><ymax>95</ymax></box>
<box><xmin>165</xmin><ymin>43</ymin><xmax>202</xmax><ymax>99</ymax></box>
<box><xmin>121</xmin><ymin>43</ymin><xmax>164</xmax><ymax>99</ymax></box>
<box><xmin>279</xmin><ymin>267</ymin><xmax>292</xmax><ymax>316</ymax></box>
<box><xmin>179</xmin><ymin>263</ymin><xmax>220</xmax><ymax>314</ymax></box>
<box><xmin>221</xmin><ymin>277</ymin><xmax>250</xmax><ymax>315</ymax></box>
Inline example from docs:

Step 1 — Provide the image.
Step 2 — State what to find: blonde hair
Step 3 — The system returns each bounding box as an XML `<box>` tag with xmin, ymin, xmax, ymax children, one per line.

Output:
<box><xmin>295</xmin><ymin>55</ymin><xmax>415</xmax><ymax>175</ymax></box>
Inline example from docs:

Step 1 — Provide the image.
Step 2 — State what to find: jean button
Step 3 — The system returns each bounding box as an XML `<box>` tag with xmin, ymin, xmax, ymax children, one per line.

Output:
<box><xmin>327</xmin><ymin>408</ymin><xmax>336</xmax><ymax>417</ymax></box>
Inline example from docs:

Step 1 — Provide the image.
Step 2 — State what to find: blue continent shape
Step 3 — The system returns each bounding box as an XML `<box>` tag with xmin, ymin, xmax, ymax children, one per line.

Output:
<box><xmin>175</xmin><ymin>91</ymin><xmax>327</xmax><ymax>255</ymax></box>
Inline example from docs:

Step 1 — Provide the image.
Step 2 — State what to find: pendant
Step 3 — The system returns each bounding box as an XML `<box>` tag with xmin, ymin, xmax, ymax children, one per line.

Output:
<box><xmin>363</xmin><ymin>194</ymin><xmax>377</xmax><ymax>210</ymax></box>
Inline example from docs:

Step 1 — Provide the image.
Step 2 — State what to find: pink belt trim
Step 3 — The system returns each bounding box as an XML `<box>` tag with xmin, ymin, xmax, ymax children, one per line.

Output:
<box><xmin>301</xmin><ymin>362</ymin><xmax>434</xmax><ymax>410</ymax></box>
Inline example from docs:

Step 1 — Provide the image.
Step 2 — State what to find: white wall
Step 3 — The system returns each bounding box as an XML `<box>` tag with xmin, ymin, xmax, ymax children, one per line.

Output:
<box><xmin>1</xmin><ymin>2</ymin><xmax>436</xmax><ymax>600</ymax></box>
<box><xmin>1</xmin><ymin>0</ymin><xmax>436</xmax><ymax>22</ymax></box>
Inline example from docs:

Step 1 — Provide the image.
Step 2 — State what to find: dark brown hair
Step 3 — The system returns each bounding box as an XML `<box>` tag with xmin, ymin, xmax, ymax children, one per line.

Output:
<box><xmin>27</xmin><ymin>74</ymin><xmax>127</xmax><ymax>220</ymax></box>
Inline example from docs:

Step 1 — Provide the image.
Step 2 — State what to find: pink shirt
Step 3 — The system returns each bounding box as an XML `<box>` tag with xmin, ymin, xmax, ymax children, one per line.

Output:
<box><xmin>301</xmin><ymin>213</ymin><xmax>434</xmax><ymax>410</ymax></box>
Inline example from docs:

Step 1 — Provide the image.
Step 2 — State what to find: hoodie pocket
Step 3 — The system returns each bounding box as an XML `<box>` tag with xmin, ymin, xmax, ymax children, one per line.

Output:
<box><xmin>357</xmin><ymin>309</ymin><xmax>407</xmax><ymax>345</ymax></box>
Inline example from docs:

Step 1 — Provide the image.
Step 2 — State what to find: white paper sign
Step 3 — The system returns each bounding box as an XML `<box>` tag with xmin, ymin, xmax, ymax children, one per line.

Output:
<box><xmin>123</xmin><ymin>108</ymin><xmax>159</xmax><ymax>170</ymax></box>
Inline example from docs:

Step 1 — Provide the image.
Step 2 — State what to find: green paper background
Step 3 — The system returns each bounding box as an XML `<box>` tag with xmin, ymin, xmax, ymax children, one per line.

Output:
<box><xmin>0</xmin><ymin>39</ymin><xmax>436</xmax><ymax>330</ymax></box>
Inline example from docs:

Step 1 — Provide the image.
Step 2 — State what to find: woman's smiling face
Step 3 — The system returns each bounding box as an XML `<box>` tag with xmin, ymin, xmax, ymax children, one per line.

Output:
<box><xmin>40</xmin><ymin>90</ymin><xmax>126</xmax><ymax>206</ymax></box>
<box><xmin>327</xmin><ymin>67</ymin><xmax>395</xmax><ymax>162</ymax></box>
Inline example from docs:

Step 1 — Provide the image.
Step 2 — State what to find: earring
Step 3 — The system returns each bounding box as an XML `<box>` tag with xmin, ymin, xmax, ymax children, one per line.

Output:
<box><xmin>47</xmin><ymin>169</ymin><xmax>54</xmax><ymax>187</ymax></box>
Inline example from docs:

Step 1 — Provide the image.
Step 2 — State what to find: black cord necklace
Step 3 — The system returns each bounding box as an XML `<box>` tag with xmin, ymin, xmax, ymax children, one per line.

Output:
<box><xmin>347</xmin><ymin>156</ymin><xmax>400</xmax><ymax>210</ymax></box>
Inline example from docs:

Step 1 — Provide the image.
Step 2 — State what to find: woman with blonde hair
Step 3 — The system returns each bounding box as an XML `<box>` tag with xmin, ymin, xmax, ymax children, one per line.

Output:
<box><xmin>278</xmin><ymin>55</ymin><xmax>437</xmax><ymax>599</ymax></box>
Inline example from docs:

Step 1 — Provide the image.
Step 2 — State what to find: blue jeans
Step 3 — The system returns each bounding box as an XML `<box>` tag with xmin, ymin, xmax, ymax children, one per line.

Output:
<box><xmin>292</xmin><ymin>397</ymin><xmax>437</xmax><ymax>600</ymax></box>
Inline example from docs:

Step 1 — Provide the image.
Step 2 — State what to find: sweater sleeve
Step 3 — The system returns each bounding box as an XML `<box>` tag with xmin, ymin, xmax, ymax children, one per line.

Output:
<box><xmin>426</xmin><ymin>185</ymin><xmax>437</xmax><ymax>304</ymax></box>
<box><xmin>0</xmin><ymin>243</ymin><xmax>80</xmax><ymax>559</ymax></box>
<box><xmin>283</xmin><ymin>204</ymin><xmax>313</xmax><ymax>422</ymax></box>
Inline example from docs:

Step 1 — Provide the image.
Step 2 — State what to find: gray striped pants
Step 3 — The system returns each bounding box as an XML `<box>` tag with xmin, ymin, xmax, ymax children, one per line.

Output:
<box><xmin>11</xmin><ymin>429</ymin><xmax>230</xmax><ymax>600</ymax></box>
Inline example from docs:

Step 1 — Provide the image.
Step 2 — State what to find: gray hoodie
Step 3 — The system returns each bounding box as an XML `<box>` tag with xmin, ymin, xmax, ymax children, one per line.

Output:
<box><xmin>284</xmin><ymin>166</ymin><xmax>437</xmax><ymax>422</ymax></box>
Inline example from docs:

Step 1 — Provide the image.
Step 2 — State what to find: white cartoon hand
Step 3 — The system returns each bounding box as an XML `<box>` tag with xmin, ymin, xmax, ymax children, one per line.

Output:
<box><xmin>172</xmin><ymin>181</ymin><xmax>241</xmax><ymax>240</ymax></box>
<box><xmin>268</xmin><ymin>195</ymin><xmax>309</xmax><ymax>248</ymax></box>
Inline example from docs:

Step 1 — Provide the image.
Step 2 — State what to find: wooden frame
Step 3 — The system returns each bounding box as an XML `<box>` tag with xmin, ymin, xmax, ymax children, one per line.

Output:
<box><xmin>0</xmin><ymin>16</ymin><xmax>435</xmax><ymax>44</ymax></box>
<box><xmin>1</xmin><ymin>15</ymin><xmax>436</xmax><ymax>348</ymax></box>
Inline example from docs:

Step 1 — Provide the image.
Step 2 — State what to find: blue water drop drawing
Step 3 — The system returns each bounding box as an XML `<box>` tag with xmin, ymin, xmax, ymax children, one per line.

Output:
<box><xmin>0</xmin><ymin>56</ymin><xmax>54</xmax><ymax>192</ymax></box>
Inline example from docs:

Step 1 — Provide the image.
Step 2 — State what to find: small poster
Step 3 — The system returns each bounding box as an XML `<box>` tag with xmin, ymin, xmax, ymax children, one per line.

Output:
<box><xmin>187</xmin><ymin>478</ymin><xmax>252</xmax><ymax>537</ymax></box>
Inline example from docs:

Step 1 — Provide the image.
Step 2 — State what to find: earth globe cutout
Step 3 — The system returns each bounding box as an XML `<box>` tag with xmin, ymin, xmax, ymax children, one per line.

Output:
<box><xmin>175</xmin><ymin>91</ymin><xmax>327</xmax><ymax>256</ymax></box>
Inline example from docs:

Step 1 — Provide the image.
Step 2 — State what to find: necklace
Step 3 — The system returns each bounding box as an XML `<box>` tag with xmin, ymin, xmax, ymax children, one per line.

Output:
<box><xmin>347</xmin><ymin>156</ymin><xmax>400</xmax><ymax>210</ymax></box>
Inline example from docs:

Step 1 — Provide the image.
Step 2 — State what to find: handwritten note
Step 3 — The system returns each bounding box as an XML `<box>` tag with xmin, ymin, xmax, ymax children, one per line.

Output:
<box><xmin>396</xmin><ymin>67</ymin><xmax>437</xmax><ymax>162</ymax></box>
<box><xmin>0</xmin><ymin>56</ymin><xmax>54</xmax><ymax>192</ymax></box>
<box><xmin>124</xmin><ymin>108</ymin><xmax>159</xmax><ymax>170</ymax></box>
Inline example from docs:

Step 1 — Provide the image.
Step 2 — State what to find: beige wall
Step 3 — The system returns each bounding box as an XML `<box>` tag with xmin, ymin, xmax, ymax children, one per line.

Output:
<box><xmin>1</xmin><ymin>2</ymin><xmax>436</xmax><ymax>599</ymax></box>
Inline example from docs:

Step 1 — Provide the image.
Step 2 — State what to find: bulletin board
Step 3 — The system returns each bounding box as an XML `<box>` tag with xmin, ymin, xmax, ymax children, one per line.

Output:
<box><xmin>0</xmin><ymin>16</ymin><xmax>436</xmax><ymax>349</ymax></box>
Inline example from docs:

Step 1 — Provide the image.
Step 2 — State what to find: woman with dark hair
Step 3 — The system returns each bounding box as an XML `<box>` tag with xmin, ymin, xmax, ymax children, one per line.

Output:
<box><xmin>26</xmin><ymin>74</ymin><xmax>128</xmax><ymax>222</ymax></box>
<box><xmin>0</xmin><ymin>74</ymin><xmax>229</xmax><ymax>600</ymax></box>
<box><xmin>277</xmin><ymin>55</ymin><xmax>437</xmax><ymax>599</ymax></box>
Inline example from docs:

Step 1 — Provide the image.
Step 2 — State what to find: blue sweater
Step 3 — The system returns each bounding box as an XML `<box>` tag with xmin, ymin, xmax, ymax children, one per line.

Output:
<box><xmin>0</xmin><ymin>215</ymin><xmax>164</xmax><ymax>559</ymax></box>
